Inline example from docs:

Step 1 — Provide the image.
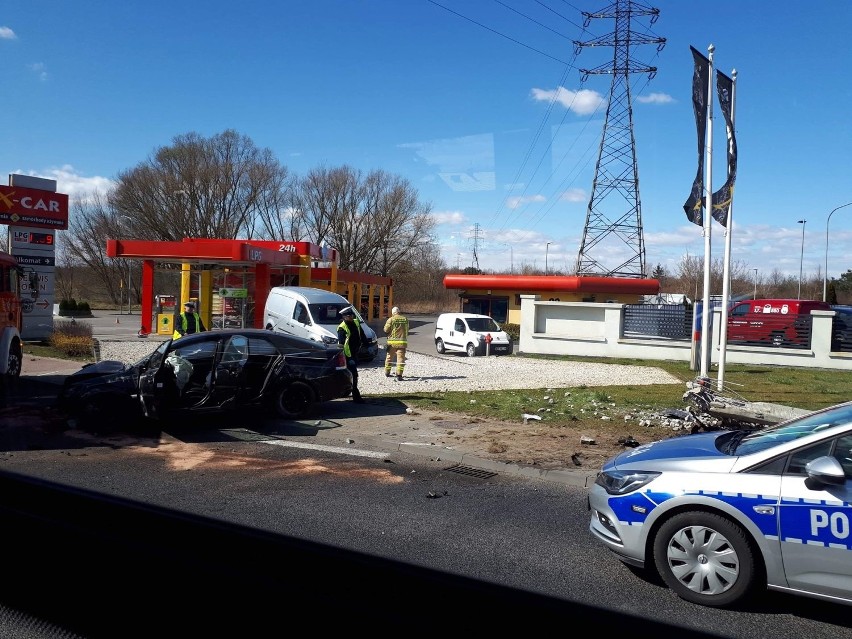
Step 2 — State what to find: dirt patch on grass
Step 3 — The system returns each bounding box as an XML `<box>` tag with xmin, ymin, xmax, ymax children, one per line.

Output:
<box><xmin>412</xmin><ymin>408</ymin><xmax>693</xmax><ymax>471</ymax></box>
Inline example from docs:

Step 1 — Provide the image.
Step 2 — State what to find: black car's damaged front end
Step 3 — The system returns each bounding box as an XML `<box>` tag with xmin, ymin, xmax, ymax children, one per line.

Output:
<box><xmin>56</xmin><ymin>359</ymin><xmax>145</xmax><ymax>427</ymax></box>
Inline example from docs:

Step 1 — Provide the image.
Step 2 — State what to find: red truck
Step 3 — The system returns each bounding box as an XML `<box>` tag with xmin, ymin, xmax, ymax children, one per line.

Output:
<box><xmin>727</xmin><ymin>298</ymin><xmax>831</xmax><ymax>347</ymax></box>
<box><xmin>0</xmin><ymin>250</ymin><xmax>37</xmax><ymax>377</ymax></box>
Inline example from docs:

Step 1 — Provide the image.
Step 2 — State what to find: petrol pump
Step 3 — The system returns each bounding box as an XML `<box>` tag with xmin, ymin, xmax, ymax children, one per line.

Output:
<box><xmin>154</xmin><ymin>294</ymin><xmax>177</xmax><ymax>336</ymax></box>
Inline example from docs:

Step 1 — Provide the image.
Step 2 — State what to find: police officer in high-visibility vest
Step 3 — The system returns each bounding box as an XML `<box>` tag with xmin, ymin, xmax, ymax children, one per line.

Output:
<box><xmin>173</xmin><ymin>301</ymin><xmax>206</xmax><ymax>340</ymax></box>
<box><xmin>337</xmin><ymin>306</ymin><xmax>366</xmax><ymax>403</ymax></box>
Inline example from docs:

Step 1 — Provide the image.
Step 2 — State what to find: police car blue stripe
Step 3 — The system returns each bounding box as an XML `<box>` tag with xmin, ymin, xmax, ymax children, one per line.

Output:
<box><xmin>780</xmin><ymin>496</ymin><xmax>850</xmax><ymax>507</ymax></box>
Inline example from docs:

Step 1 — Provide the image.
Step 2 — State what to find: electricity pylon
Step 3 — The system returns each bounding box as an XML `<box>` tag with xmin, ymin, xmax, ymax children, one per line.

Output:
<box><xmin>574</xmin><ymin>0</ymin><xmax>665</xmax><ymax>278</ymax></box>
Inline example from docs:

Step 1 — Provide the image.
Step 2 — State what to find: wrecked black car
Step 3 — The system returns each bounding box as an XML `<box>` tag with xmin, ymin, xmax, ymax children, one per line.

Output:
<box><xmin>57</xmin><ymin>329</ymin><xmax>353</xmax><ymax>427</ymax></box>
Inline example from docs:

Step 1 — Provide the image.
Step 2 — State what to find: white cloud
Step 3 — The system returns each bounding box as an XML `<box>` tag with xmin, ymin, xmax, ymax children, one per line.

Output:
<box><xmin>0</xmin><ymin>26</ymin><xmax>17</xmax><ymax>40</ymax></box>
<box><xmin>431</xmin><ymin>210</ymin><xmax>465</xmax><ymax>225</ymax></box>
<box><xmin>506</xmin><ymin>194</ymin><xmax>545</xmax><ymax>209</ymax></box>
<box><xmin>27</xmin><ymin>62</ymin><xmax>47</xmax><ymax>81</ymax></box>
<box><xmin>560</xmin><ymin>188</ymin><xmax>586</xmax><ymax>203</ymax></box>
<box><xmin>530</xmin><ymin>86</ymin><xmax>606</xmax><ymax>116</ymax></box>
<box><xmin>8</xmin><ymin>166</ymin><xmax>116</xmax><ymax>204</ymax></box>
<box><xmin>636</xmin><ymin>92</ymin><xmax>674</xmax><ymax>105</ymax></box>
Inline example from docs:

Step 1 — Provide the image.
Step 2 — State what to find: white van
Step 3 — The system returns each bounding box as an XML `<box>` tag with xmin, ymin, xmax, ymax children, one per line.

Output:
<box><xmin>434</xmin><ymin>313</ymin><xmax>513</xmax><ymax>357</ymax></box>
<box><xmin>264</xmin><ymin>287</ymin><xmax>379</xmax><ymax>361</ymax></box>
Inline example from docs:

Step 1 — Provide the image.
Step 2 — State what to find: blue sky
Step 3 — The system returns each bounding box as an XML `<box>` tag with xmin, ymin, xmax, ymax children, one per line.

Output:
<box><xmin>4</xmin><ymin>1</ymin><xmax>852</xmax><ymax>290</ymax></box>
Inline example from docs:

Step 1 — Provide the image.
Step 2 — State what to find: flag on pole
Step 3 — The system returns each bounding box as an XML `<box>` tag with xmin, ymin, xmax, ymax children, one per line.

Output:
<box><xmin>711</xmin><ymin>70</ymin><xmax>737</xmax><ymax>227</ymax></box>
<box><xmin>683</xmin><ymin>46</ymin><xmax>710</xmax><ymax>226</ymax></box>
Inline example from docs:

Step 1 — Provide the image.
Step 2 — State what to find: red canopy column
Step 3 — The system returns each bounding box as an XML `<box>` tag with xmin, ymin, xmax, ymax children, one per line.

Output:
<box><xmin>140</xmin><ymin>259</ymin><xmax>155</xmax><ymax>335</ymax></box>
<box><xmin>253</xmin><ymin>262</ymin><xmax>270</xmax><ymax>329</ymax></box>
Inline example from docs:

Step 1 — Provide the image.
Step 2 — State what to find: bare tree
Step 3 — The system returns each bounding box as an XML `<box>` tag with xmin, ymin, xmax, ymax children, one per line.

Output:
<box><xmin>765</xmin><ymin>268</ymin><xmax>789</xmax><ymax>297</ymax></box>
<box><xmin>64</xmin><ymin>191</ymin><xmax>128</xmax><ymax>305</ymax></box>
<box><xmin>675</xmin><ymin>253</ymin><xmax>703</xmax><ymax>299</ymax></box>
<box><xmin>296</xmin><ymin>165</ymin><xmax>355</xmax><ymax>250</ymax></box>
<box><xmin>389</xmin><ymin>234</ymin><xmax>452</xmax><ymax>309</ymax></box>
<box><xmin>54</xmin><ymin>230</ymin><xmax>83</xmax><ymax>303</ymax></box>
<box><xmin>354</xmin><ymin>170</ymin><xmax>434</xmax><ymax>276</ymax></box>
<box><xmin>253</xmin><ymin>185</ymin><xmax>306</xmax><ymax>242</ymax></box>
<box><xmin>295</xmin><ymin>166</ymin><xmax>436</xmax><ymax>276</ymax></box>
<box><xmin>110</xmin><ymin>130</ymin><xmax>290</xmax><ymax>240</ymax></box>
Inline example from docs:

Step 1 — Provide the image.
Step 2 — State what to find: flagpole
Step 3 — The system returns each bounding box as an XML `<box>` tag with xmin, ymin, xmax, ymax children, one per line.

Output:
<box><xmin>717</xmin><ymin>68</ymin><xmax>737</xmax><ymax>390</ymax></box>
<box><xmin>699</xmin><ymin>44</ymin><xmax>715</xmax><ymax>379</ymax></box>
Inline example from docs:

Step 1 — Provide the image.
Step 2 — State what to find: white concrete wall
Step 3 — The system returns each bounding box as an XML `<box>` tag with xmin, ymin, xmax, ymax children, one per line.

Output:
<box><xmin>519</xmin><ymin>295</ymin><xmax>852</xmax><ymax>371</ymax></box>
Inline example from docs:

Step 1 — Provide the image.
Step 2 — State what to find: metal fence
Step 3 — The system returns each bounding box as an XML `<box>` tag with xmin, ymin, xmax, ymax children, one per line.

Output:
<box><xmin>623</xmin><ymin>304</ymin><xmax>692</xmax><ymax>340</ymax></box>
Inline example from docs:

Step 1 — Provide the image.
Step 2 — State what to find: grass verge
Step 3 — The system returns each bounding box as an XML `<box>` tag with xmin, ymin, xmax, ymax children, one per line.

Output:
<box><xmin>397</xmin><ymin>355</ymin><xmax>852</xmax><ymax>424</ymax></box>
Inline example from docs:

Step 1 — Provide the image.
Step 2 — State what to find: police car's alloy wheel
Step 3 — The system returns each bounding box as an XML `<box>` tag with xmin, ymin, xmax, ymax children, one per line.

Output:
<box><xmin>653</xmin><ymin>511</ymin><xmax>757</xmax><ymax>607</ymax></box>
<box><xmin>466</xmin><ymin>343</ymin><xmax>476</xmax><ymax>357</ymax></box>
<box><xmin>435</xmin><ymin>339</ymin><xmax>446</xmax><ymax>354</ymax></box>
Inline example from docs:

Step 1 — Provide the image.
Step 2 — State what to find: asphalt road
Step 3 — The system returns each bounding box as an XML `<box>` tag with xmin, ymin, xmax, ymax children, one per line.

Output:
<box><xmin>1</xmin><ymin>420</ymin><xmax>849</xmax><ymax>639</ymax></box>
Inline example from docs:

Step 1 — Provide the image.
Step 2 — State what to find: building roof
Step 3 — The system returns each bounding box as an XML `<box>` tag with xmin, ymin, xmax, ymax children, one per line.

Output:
<box><xmin>443</xmin><ymin>274</ymin><xmax>659</xmax><ymax>295</ymax></box>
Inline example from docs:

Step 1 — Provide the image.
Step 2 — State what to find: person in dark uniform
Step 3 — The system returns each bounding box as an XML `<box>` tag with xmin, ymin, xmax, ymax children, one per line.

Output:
<box><xmin>337</xmin><ymin>306</ymin><xmax>366</xmax><ymax>403</ymax></box>
<box><xmin>173</xmin><ymin>301</ymin><xmax>206</xmax><ymax>339</ymax></box>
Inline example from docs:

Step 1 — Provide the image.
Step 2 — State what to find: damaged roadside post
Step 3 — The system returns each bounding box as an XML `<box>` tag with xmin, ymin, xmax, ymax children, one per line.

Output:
<box><xmin>682</xmin><ymin>376</ymin><xmax>809</xmax><ymax>429</ymax></box>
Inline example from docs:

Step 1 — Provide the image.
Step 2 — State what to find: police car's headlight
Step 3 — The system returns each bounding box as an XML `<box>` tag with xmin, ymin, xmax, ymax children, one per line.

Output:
<box><xmin>595</xmin><ymin>470</ymin><xmax>661</xmax><ymax>495</ymax></box>
<box><xmin>321</xmin><ymin>335</ymin><xmax>338</xmax><ymax>345</ymax></box>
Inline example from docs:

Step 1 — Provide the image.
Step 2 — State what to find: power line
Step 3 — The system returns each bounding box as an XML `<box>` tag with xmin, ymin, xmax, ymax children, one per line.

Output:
<box><xmin>425</xmin><ymin>0</ymin><xmax>572</xmax><ymax>65</ymax></box>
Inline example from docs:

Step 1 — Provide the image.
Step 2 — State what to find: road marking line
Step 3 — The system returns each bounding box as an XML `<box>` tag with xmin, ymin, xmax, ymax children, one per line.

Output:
<box><xmin>261</xmin><ymin>439</ymin><xmax>388</xmax><ymax>459</ymax></box>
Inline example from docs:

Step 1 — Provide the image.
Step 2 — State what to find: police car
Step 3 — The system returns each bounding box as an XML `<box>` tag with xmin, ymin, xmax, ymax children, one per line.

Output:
<box><xmin>588</xmin><ymin>401</ymin><xmax>852</xmax><ymax>608</ymax></box>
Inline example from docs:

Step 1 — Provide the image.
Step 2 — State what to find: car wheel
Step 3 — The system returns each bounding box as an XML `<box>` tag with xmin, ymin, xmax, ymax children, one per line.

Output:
<box><xmin>274</xmin><ymin>381</ymin><xmax>315</xmax><ymax>419</ymax></box>
<box><xmin>435</xmin><ymin>339</ymin><xmax>446</xmax><ymax>354</ymax></box>
<box><xmin>466</xmin><ymin>343</ymin><xmax>477</xmax><ymax>357</ymax></box>
<box><xmin>6</xmin><ymin>339</ymin><xmax>22</xmax><ymax>377</ymax></box>
<box><xmin>653</xmin><ymin>511</ymin><xmax>757</xmax><ymax>608</ymax></box>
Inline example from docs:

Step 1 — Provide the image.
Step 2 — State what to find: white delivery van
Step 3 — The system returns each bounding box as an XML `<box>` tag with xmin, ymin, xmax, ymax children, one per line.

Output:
<box><xmin>264</xmin><ymin>286</ymin><xmax>379</xmax><ymax>361</ymax></box>
<box><xmin>434</xmin><ymin>313</ymin><xmax>513</xmax><ymax>357</ymax></box>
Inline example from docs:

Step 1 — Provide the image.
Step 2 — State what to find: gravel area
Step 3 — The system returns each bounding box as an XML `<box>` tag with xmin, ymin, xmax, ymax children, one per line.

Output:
<box><xmin>95</xmin><ymin>338</ymin><xmax>683</xmax><ymax>395</ymax></box>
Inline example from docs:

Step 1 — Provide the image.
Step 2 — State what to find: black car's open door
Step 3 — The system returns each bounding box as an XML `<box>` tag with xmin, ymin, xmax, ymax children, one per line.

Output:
<box><xmin>208</xmin><ymin>334</ymin><xmax>251</xmax><ymax>408</ymax></box>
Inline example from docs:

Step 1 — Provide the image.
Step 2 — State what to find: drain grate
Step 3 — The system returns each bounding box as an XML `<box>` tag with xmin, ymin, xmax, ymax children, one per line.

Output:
<box><xmin>443</xmin><ymin>464</ymin><xmax>497</xmax><ymax>479</ymax></box>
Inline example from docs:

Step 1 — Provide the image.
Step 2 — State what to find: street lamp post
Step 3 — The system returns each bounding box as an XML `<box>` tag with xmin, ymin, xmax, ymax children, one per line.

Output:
<box><xmin>752</xmin><ymin>268</ymin><xmax>758</xmax><ymax>300</ymax></box>
<box><xmin>545</xmin><ymin>242</ymin><xmax>552</xmax><ymax>275</ymax></box>
<box><xmin>797</xmin><ymin>219</ymin><xmax>806</xmax><ymax>300</ymax></box>
<box><xmin>823</xmin><ymin>201</ymin><xmax>852</xmax><ymax>302</ymax></box>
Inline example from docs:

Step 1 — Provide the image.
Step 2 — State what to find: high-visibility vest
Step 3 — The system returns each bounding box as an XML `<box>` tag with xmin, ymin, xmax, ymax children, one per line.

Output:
<box><xmin>173</xmin><ymin>312</ymin><xmax>202</xmax><ymax>340</ymax></box>
<box><xmin>337</xmin><ymin>319</ymin><xmax>361</xmax><ymax>358</ymax></box>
